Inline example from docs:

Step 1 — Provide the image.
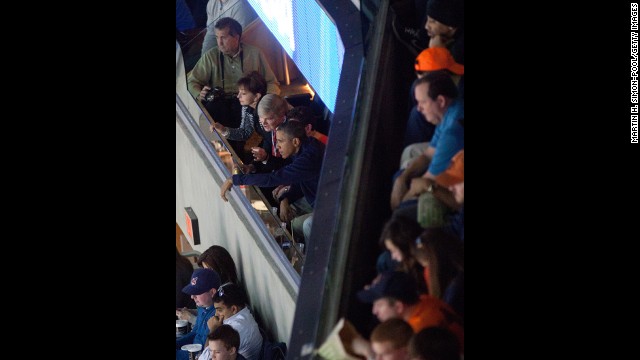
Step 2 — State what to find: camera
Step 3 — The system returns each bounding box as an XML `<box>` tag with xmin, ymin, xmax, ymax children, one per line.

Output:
<box><xmin>203</xmin><ymin>86</ymin><xmax>225</xmax><ymax>103</ymax></box>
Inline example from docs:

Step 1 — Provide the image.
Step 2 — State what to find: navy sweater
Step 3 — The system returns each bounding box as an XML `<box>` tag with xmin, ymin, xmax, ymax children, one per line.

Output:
<box><xmin>233</xmin><ymin>137</ymin><xmax>325</xmax><ymax>207</ymax></box>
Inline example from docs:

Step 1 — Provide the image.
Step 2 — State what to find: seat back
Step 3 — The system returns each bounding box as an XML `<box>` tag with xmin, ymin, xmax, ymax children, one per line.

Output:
<box><xmin>261</xmin><ymin>340</ymin><xmax>286</xmax><ymax>360</ymax></box>
<box><xmin>258</xmin><ymin>328</ymin><xmax>287</xmax><ymax>360</ymax></box>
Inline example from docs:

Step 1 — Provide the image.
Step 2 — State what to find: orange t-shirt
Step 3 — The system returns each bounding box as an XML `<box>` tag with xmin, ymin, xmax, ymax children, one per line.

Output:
<box><xmin>423</xmin><ymin>267</ymin><xmax>431</xmax><ymax>293</ymax></box>
<box><xmin>312</xmin><ymin>131</ymin><xmax>328</xmax><ymax>145</ymax></box>
<box><xmin>405</xmin><ymin>294</ymin><xmax>464</xmax><ymax>351</ymax></box>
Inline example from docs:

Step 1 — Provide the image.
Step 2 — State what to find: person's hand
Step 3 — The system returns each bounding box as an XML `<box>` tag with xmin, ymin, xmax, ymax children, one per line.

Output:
<box><xmin>320</xmin><ymin>319</ymin><xmax>371</xmax><ymax>360</ymax></box>
<box><xmin>176</xmin><ymin>307</ymin><xmax>189</xmax><ymax>319</ymax></box>
<box><xmin>405</xmin><ymin>177</ymin><xmax>432</xmax><ymax>199</ymax></box>
<box><xmin>364</xmin><ymin>273</ymin><xmax>383</xmax><ymax>290</ymax></box>
<box><xmin>239</xmin><ymin>163</ymin><xmax>255</xmax><ymax>174</ymax></box>
<box><xmin>199</xmin><ymin>86</ymin><xmax>212</xmax><ymax>101</ymax></box>
<box><xmin>272</xmin><ymin>185</ymin><xmax>289</xmax><ymax>201</ymax></box>
<box><xmin>347</xmin><ymin>323</ymin><xmax>374</xmax><ymax>360</ymax></box>
<box><xmin>220</xmin><ymin>178</ymin><xmax>234</xmax><ymax>202</ymax></box>
<box><xmin>176</xmin><ymin>307</ymin><xmax>196</xmax><ymax>324</ymax></box>
<box><xmin>390</xmin><ymin>176</ymin><xmax>409</xmax><ymax>210</ymax></box>
<box><xmin>251</xmin><ymin>147</ymin><xmax>267</xmax><ymax>162</ymax></box>
<box><xmin>207</xmin><ymin>315</ymin><xmax>224</xmax><ymax>332</ymax></box>
<box><xmin>272</xmin><ymin>185</ymin><xmax>285</xmax><ymax>200</ymax></box>
<box><xmin>211</xmin><ymin>122</ymin><xmax>226</xmax><ymax>134</ymax></box>
<box><xmin>279</xmin><ymin>198</ymin><xmax>295</xmax><ymax>222</ymax></box>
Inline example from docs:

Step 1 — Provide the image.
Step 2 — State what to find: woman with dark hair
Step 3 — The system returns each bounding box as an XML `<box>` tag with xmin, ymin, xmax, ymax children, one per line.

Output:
<box><xmin>197</xmin><ymin>245</ymin><xmax>240</xmax><ymax>285</ymax></box>
<box><xmin>411</xmin><ymin>227</ymin><xmax>464</xmax><ymax>319</ymax></box>
<box><xmin>377</xmin><ymin>216</ymin><xmax>428</xmax><ymax>295</ymax></box>
<box><xmin>210</xmin><ymin>71</ymin><xmax>268</xmax><ymax>142</ymax></box>
<box><xmin>209</xmin><ymin>71</ymin><xmax>268</xmax><ymax>162</ymax></box>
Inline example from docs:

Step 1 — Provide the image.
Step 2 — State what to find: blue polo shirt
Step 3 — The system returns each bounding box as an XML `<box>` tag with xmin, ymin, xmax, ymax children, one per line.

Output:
<box><xmin>428</xmin><ymin>98</ymin><xmax>464</xmax><ymax>175</ymax></box>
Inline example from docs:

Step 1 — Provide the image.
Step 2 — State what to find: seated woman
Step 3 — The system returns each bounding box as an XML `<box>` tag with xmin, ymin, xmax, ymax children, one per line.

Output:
<box><xmin>197</xmin><ymin>245</ymin><xmax>240</xmax><ymax>284</ymax></box>
<box><xmin>375</xmin><ymin>216</ymin><xmax>428</xmax><ymax>295</ymax></box>
<box><xmin>210</xmin><ymin>71</ymin><xmax>268</xmax><ymax>162</ymax></box>
<box><xmin>411</xmin><ymin>227</ymin><xmax>464</xmax><ymax>320</ymax></box>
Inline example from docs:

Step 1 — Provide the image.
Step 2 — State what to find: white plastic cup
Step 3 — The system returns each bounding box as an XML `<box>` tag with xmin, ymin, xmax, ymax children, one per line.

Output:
<box><xmin>176</xmin><ymin>319</ymin><xmax>189</xmax><ymax>336</ymax></box>
<box><xmin>181</xmin><ymin>343</ymin><xmax>203</xmax><ymax>360</ymax></box>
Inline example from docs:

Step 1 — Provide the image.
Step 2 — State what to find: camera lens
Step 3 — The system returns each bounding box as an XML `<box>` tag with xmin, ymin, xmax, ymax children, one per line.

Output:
<box><xmin>203</xmin><ymin>87</ymin><xmax>225</xmax><ymax>103</ymax></box>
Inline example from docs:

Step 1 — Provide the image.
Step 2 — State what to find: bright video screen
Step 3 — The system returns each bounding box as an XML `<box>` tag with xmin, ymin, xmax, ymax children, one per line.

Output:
<box><xmin>247</xmin><ymin>0</ymin><xmax>345</xmax><ymax>113</ymax></box>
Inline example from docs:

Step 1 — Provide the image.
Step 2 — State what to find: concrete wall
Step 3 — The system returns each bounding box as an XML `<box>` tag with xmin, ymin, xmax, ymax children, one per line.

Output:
<box><xmin>176</xmin><ymin>41</ymin><xmax>298</xmax><ymax>343</ymax></box>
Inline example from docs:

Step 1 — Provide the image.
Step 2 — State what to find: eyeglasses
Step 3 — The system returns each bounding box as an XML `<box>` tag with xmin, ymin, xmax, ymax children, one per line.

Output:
<box><xmin>217</xmin><ymin>282</ymin><xmax>233</xmax><ymax>297</ymax></box>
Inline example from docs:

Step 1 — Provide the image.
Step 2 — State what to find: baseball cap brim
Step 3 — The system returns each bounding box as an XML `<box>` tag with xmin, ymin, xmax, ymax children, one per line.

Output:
<box><xmin>357</xmin><ymin>286</ymin><xmax>384</xmax><ymax>303</ymax></box>
<box><xmin>434</xmin><ymin>172</ymin><xmax>463</xmax><ymax>187</ymax></box>
<box><xmin>448</xmin><ymin>62</ymin><xmax>464</xmax><ymax>75</ymax></box>
<box><xmin>182</xmin><ymin>283</ymin><xmax>209</xmax><ymax>295</ymax></box>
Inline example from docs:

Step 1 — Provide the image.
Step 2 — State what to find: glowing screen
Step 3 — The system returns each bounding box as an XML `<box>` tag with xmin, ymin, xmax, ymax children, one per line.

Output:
<box><xmin>247</xmin><ymin>0</ymin><xmax>345</xmax><ymax>113</ymax></box>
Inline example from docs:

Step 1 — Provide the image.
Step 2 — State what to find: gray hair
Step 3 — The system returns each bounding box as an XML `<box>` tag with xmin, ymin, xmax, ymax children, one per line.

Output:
<box><xmin>257</xmin><ymin>94</ymin><xmax>290</xmax><ymax>118</ymax></box>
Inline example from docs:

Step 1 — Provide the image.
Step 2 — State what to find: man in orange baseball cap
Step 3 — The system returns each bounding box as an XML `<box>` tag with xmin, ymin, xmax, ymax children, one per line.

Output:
<box><xmin>402</xmin><ymin>47</ymin><xmax>464</xmax><ymax>162</ymax></box>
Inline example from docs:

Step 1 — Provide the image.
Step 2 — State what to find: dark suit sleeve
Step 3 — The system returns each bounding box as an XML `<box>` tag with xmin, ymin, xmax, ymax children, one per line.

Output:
<box><xmin>233</xmin><ymin>150</ymin><xmax>319</xmax><ymax>188</ymax></box>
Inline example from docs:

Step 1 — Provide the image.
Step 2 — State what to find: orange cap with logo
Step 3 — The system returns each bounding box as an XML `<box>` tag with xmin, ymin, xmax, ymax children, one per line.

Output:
<box><xmin>415</xmin><ymin>47</ymin><xmax>464</xmax><ymax>75</ymax></box>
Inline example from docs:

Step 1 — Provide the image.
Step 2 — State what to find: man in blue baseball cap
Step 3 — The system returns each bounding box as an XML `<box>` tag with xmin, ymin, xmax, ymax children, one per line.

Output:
<box><xmin>176</xmin><ymin>268</ymin><xmax>221</xmax><ymax>360</ymax></box>
<box><xmin>357</xmin><ymin>271</ymin><xmax>464</xmax><ymax>352</ymax></box>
